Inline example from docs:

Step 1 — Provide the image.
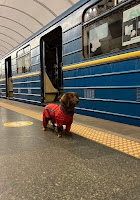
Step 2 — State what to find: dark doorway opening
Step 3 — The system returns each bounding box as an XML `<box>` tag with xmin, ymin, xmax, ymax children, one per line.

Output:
<box><xmin>5</xmin><ymin>56</ymin><xmax>13</xmax><ymax>98</ymax></box>
<box><xmin>40</xmin><ymin>26</ymin><xmax>63</xmax><ymax>103</ymax></box>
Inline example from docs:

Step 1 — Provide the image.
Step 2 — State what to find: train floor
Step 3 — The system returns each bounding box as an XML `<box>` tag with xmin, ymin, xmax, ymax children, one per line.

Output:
<box><xmin>0</xmin><ymin>98</ymin><xmax>140</xmax><ymax>200</ymax></box>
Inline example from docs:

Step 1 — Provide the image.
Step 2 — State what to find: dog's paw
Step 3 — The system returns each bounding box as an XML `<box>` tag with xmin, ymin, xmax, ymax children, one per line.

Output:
<box><xmin>42</xmin><ymin>127</ymin><xmax>47</xmax><ymax>131</ymax></box>
<box><xmin>57</xmin><ymin>133</ymin><xmax>62</xmax><ymax>138</ymax></box>
<box><xmin>65</xmin><ymin>131</ymin><xmax>72</xmax><ymax>136</ymax></box>
<box><xmin>52</xmin><ymin>124</ymin><xmax>56</xmax><ymax>130</ymax></box>
<box><xmin>54</xmin><ymin>127</ymin><xmax>63</xmax><ymax>138</ymax></box>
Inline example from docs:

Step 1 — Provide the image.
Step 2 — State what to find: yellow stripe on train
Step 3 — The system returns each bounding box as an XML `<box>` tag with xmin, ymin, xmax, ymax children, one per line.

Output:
<box><xmin>62</xmin><ymin>50</ymin><xmax>140</xmax><ymax>71</ymax></box>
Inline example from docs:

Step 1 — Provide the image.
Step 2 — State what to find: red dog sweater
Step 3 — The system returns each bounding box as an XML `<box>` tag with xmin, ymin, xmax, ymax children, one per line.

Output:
<box><xmin>43</xmin><ymin>104</ymin><xmax>73</xmax><ymax>132</ymax></box>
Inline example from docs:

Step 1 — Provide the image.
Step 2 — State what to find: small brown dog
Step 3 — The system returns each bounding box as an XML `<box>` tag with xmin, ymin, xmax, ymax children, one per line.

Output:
<box><xmin>42</xmin><ymin>92</ymin><xmax>79</xmax><ymax>137</ymax></box>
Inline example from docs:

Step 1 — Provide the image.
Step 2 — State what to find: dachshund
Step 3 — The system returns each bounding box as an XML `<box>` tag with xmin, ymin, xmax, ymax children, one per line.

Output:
<box><xmin>42</xmin><ymin>92</ymin><xmax>79</xmax><ymax>137</ymax></box>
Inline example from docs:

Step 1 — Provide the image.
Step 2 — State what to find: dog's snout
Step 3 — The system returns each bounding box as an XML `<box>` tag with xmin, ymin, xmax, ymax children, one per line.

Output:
<box><xmin>76</xmin><ymin>100</ymin><xmax>79</xmax><ymax>104</ymax></box>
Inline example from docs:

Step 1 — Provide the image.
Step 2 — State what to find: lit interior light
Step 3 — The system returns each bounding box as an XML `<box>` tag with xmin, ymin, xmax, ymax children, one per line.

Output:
<box><xmin>84</xmin><ymin>12</ymin><xmax>90</xmax><ymax>22</ymax></box>
<box><xmin>92</xmin><ymin>7</ymin><xmax>97</xmax><ymax>16</ymax></box>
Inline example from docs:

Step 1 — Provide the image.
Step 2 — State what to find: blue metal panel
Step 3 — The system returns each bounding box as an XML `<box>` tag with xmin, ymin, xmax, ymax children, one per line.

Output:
<box><xmin>13</xmin><ymin>75</ymin><xmax>40</xmax><ymax>83</ymax></box>
<box><xmin>32</xmin><ymin>75</ymin><xmax>40</xmax><ymax>81</ymax></box>
<box><xmin>13</xmin><ymin>81</ymin><xmax>40</xmax><ymax>88</ymax></box>
<box><xmin>12</xmin><ymin>74</ymin><xmax>41</xmax><ymax>104</ymax></box>
<box><xmin>64</xmin><ymin>74</ymin><xmax>112</xmax><ymax>87</ymax></box>
<box><xmin>63</xmin><ymin>24</ymin><xmax>82</xmax><ymax>43</ymax></box>
<box><xmin>13</xmin><ymin>89</ymin><xmax>18</xmax><ymax>93</ymax></box>
<box><xmin>99</xmin><ymin>88</ymin><xmax>135</xmax><ymax>101</ymax></box>
<box><xmin>64</xmin><ymin>88</ymin><xmax>84</xmax><ymax>97</ymax></box>
<box><xmin>31</xmin><ymin>64</ymin><xmax>40</xmax><ymax>72</ymax></box>
<box><xmin>96</xmin><ymin>89</ymin><xmax>112</xmax><ymax>99</ymax></box>
<box><xmin>75</xmin><ymin>108</ymin><xmax>140</xmax><ymax>127</ymax></box>
<box><xmin>1</xmin><ymin>85</ymin><xmax>6</xmax><ymax>89</ymax></box>
<box><xmin>25</xmin><ymin>95</ymin><xmax>41</xmax><ymax>102</ymax></box>
<box><xmin>30</xmin><ymin>81</ymin><xmax>40</xmax><ymax>87</ymax></box>
<box><xmin>63</xmin><ymin>38</ymin><xmax>81</xmax><ymax>55</ymax></box>
<box><xmin>136</xmin><ymin>58</ymin><xmax>140</xmax><ymax>70</ymax></box>
<box><xmin>31</xmin><ymin>55</ymin><xmax>40</xmax><ymax>66</ymax></box>
<box><xmin>31</xmin><ymin>89</ymin><xmax>41</xmax><ymax>95</ymax></box>
<box><xmin>77</xmin><ymin>99</ymin><xmax>140</xmax><ymax>118</ymax></box>
<box><xmin>63</xmin><ymin>51</ymin><xmax>82</xmax><ymax>66</ymax></box>
<box><xmin>111</xmin><ymin>72</ymin><xmax>139</xmax><ymax>86</ymax></box>
<box><xmin>13</xmin><ymin>93</ymin><xmax>41</xmax><ymax>102</ymax></box>
<box><xmin>112</xmin><ymin>59</ymin><xmax>137</xmax><ymax>72</ymax></box>
<box><xmin>20</xmin><ymin>89</ymin><xmax>28</xmax><ymax>93</ymax></box>
<box><xmin>63</xmin><ymin>54</ymin><xmax>140</xmax><ymax>127</ymax></box>
<box><xmin>63</xmin><ymin>63</ymin><xmax>112</xmax><ymax>78</ymax></box>
<box><xmin>110</xmin><ymin>102</ymin><xmax>140</xmax><ymax>116</ymax></box>
<box><xmin>64</xmin><ymin>87</ymin><xmax>136</xmax><ymax>102</ymax></box>
<box><xmin>31</xmin><ymin>46</ymin><xmax>40</xmax><ymax>57</ymax></box>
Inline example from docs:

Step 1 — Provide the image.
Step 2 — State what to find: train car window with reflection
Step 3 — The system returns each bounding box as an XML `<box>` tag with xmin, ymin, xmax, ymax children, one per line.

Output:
<box><xmin>16</xmin><ymin>45</ymin><xmax>31</xmax><ymax>74</ymax></box>
<box><xmin>0</xmin><ymin>63</ymin><xmax>2</xmax><ymax>79</ymax></box>
<box><xmin>82</xmin><ymin>0</ymin><xmax>140</xmax><ymax>58</ymax></box>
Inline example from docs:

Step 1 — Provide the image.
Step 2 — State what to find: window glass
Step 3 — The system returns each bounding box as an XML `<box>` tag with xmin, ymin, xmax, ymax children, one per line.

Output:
<box><xmin>83</xmin><ymin>1</ymin><xmax>140</xmax><ymax>58</ymax></box>
<box><xmin>16</xmin><ymin>45</ymin><xmax>31</xmax><ymax>74</ymax></box>
<box><xmin>122</xmin><ymin>3</ymin><xmax>140</xmax><ymax>46</ymax></box>
<box><xmin>0</xmin><ymin>65</ymin><xmax>2</xmax><ymax>79</ymax></box>
<box><xmin>25</xmin><ymin>54</ymin><xmax>31</xmax><ymax>72</ymax></box>
<box><xmin>18</xmin><ymin>49</ymin><xmax>24</xmax><ymax>58</ymax></box>
<box><xmin>24</xmin><ymin>45</ymin><xmax>30</xmax><ymax>54</ymax></box>
<box><xmin>83</xmin><ymin>11</ymin><xmax>122</xmax><ymax>58</ymax></box>
<box><xmin>17</xmin><ymin>58</ymin><xmax>23</xmax><ymax>74</ymax></box>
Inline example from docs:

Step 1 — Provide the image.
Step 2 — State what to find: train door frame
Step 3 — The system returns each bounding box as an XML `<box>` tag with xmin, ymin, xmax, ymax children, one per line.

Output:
<box><xmin>40</xmin><ymin>26</ymin><xmax>63</xmax><ymax>104</ymax></box>
<box><xmin>5</xmin><ymin>56</ymin><xmax>13</xmax><ymax>99</ymax></box>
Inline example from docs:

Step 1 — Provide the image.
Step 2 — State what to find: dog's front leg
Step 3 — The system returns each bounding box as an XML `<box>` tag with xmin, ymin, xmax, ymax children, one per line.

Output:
<box><xmin>65</xmin><ymin>121</ymin><xmax>72</xmax><ymax>136</ymax></box>
<box><xmin>42</xmin><ymin>116</ymin><xmax>50</xmax><ymax>131</ymax></box>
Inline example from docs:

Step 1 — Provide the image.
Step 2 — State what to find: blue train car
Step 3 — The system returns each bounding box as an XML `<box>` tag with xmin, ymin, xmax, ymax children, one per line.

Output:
<box><xmin>0</xmin><ymin>0</ymin><xmax>140</xmax><ymax>127</ymax></box>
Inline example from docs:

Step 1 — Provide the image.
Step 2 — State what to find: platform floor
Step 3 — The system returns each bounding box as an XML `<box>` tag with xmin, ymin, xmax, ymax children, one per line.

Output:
<box><xmin>0</xmin><ymin>98</ymin><xmax>140</xmax><ymax>200</ymax></box>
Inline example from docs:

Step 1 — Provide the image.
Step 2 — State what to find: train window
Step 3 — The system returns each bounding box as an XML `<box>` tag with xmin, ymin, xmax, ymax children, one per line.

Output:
<box><xmin>83</xmin><ymin>0</ymin><xmax>140</xmax><ymax>58</ymax></box>
<box><xmin>17</xmin><ymin>49</ymin><xmax>24</xmax><ymax>57</ymax></box>
<box><xmin>24</xmin><ymin>45</ymin><xmax>30</xmax><ymax>54</ymax></box>
<box><xmin>0</xmin><ymin>65</ymin><xmax>2</xmax><ymax>79</ymax></box>
<box><xmin>16</xmin><ymin>45</ymin><xmax>31</xmax><ymax>74</ymax></box>
<box><xmin>24</xmin><ymin>54</ymin><xmax>31</xmax><ymax>72</ymax></box>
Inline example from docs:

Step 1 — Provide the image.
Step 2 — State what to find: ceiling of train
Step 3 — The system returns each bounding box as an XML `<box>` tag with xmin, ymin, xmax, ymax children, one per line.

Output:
<box><xmin>0</xmin><ymin>0</ymin><xmax>80</xmax><ymax>59</ymax></box>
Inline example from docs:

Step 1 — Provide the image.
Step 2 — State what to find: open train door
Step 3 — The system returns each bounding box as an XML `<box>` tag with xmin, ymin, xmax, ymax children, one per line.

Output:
<box><xmin>40</xmin><ymin>26</ymin><xmax>63</xmax><ymax>104</ymax></box>
<box><xmin>5</xmin><ymin>56</ymin><xmax>13</xmax><ymax>99</ymax></box>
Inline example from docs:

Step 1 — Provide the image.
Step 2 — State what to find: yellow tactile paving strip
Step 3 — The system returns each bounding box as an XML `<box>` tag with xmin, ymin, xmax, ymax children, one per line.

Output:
<box><xmin>0</xmin><ymin>101</ymin><xmax>140</xmax><ymax>159</ymax></box>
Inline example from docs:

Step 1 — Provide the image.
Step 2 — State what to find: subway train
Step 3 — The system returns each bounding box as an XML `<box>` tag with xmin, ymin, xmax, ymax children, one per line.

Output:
<box><xmin>0</xmin><ymin>0</ymin><xmax>140</xmax><ymax>127</ymax></box>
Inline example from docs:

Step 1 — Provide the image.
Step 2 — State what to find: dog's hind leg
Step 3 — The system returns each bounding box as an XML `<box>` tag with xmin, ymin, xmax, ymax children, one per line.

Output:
<box><xmin>42</xmin><ymin>117</ymin><xmax>50</xmax><ymax>131</ymax></box>
<box><xmin>51</xmin><ymin>119</ymin><xmax>56</xmax><ymax>130</ymax></box>
<box><xmin>54</xmin><ymin>126</ymin><xmax>63</xmax><ymax>138</ymax></box>
<box><xmin>42</xmin><ymin>111</ymin><xmax>50</xmax><ymax>131</ymax></box>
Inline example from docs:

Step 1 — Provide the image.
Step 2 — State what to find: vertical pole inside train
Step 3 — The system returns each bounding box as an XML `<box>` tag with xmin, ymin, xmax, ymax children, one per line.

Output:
<box><xmin>42</xmin><ymin>40</ymin><xmax>46</xmax><ymax>102</ymax></box>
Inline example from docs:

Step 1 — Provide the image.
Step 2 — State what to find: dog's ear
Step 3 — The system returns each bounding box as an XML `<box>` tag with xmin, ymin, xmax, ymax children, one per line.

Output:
<box><xmin>60</xmin><ymin>93</ymin><xmax>69</xmax><ymax>107</ymax></box>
